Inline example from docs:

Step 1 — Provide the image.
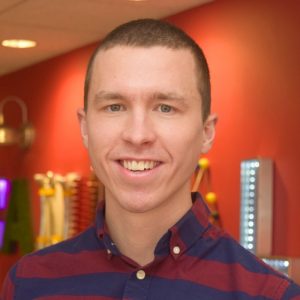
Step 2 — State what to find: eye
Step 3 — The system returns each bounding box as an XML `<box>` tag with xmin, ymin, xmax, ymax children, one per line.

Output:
<box><xmin>158</xmin><ymin>104</ymin><xmax>173</xmax><ymax>113</ymax></box>
<box><xmin>106</xmin><ymin>104</ymin><xmax>123</xmax><ymax>112</ymax></box>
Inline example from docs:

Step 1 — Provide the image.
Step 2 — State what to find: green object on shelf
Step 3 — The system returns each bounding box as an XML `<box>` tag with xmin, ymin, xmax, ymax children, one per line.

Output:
<box><xmin>1</xmin><ymin>179</ymin><xmax>34</xmax><ymax>254</ymax></box>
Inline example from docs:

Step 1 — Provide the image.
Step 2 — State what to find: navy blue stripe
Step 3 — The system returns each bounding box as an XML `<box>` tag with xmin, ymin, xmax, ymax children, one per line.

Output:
<box><xmin>15</xmin><ymin>273</ymin><xmax>129</xmax><ymax>300</ymax></box>
<box><xmin>281</xmin><ymin>281</ymin><xmax>300</xmax><ymax>299</ymax></box>
<box><xmin>187</xmin><ymin>234</ymin><xmax>285</xmax><ymax>276</ymax></box>
<box><xmin>177</xmin><ymin>209</ymin><xmax>208</xmax><ymax>248</ymax></box>
<box><xmin>149</xmin><ymin>276</ymin><xmax>272</xmax><ymax>300</ymax></box>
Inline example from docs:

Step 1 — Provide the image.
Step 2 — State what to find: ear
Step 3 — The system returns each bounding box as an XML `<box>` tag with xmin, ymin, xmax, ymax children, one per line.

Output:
<box><xmin>201</xmin><ymin>113</ymin><xmax>218</xmax><ymax>154</ymax></box>
<box><xmin>77</xmin><ymin>108</ymin><xmax>88</xmax><ymax>148</ymax></box>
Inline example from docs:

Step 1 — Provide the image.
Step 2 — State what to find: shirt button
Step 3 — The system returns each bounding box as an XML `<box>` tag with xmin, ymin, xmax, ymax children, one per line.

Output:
<box><xmin>173</xmin><ymin>246</ymin><xmax>181</xmax><ymax>255</ymax></box>
<box><xmin>136</xmin><ymin>270</ymin><xmax>146</xmax><ymax>280</ymax></box>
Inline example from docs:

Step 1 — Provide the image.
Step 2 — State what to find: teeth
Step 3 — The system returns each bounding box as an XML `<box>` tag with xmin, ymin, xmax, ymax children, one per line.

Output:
<box><xmin>122</xmin><ymin>160</ymin><xmax>158</xmax><ymax>171</ymax></box>
<box><xmin>132</xmin><ymin>161</ymin><xmax>138</xmax><ymax>170</ymax></box>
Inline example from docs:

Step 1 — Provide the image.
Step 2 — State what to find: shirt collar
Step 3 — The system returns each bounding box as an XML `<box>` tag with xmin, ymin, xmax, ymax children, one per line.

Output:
<box><xmin>167</xmin><ymin>192</ymin><xmax>211</xmax><ymax>259</ymax></box>
<box><xmin>95</xmin><ymin>192</ymin><xmax>211</xmax><ymax>259</ymax></box>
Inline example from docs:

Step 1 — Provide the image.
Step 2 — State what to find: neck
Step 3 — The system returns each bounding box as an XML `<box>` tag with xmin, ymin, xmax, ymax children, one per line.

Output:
<box><xmin>105</xmin><ymin>189</ymin><xmax>192</xmax><ymax>266</ymax></box>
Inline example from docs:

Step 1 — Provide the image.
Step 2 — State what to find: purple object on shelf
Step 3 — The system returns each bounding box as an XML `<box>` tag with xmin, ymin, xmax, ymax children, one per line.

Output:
<box><xmin>0</xmin><ymin>178</ymin><xmax>11</xmax><ymax>209</ymax></box>
<box><xmin>0</xmin><ymin>221</ymin><xmax>4</xmax><ymax>248</ymax></box>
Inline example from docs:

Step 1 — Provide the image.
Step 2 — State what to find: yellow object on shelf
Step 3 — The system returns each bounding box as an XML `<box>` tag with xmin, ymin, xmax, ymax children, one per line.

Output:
<box><xmin>192</xmin><ymin>158</ymin><xmax>209</xmax><ymax>192</ymax></box>
<box><xmin>205</xmin><ymin>192</ymin><xmax>217</xmax><ymax>204</ymax></box>
<box><xmin>198</xmin><ymin>157</ymin><xmax>210</xmax><ymax>169</ymax></box>
<box><xmin>38</xmin><ymin>187</ymin><xmax>55</xmax><ymax>197</ymax></box>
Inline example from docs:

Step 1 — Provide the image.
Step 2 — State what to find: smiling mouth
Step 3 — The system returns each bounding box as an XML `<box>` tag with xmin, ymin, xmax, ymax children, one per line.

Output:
<box><xmin>119</xmin><ymin>160</ymin><xmax>160</xmax><ymax>172</ymax></box>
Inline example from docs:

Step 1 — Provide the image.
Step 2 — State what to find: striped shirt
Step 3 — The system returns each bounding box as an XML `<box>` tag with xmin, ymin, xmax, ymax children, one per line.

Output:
<box><xmin>1</xmin><ymin>193</ymin><xmax>300</xmax><ymax>299</ymax></box>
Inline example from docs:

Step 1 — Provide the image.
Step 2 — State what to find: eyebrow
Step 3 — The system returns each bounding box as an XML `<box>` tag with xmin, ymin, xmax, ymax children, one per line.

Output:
<box><xmin>94</xmin><ymin>91</ymin><xmax>125</xmax><ymax>101</ymax></box>
<box><xmin>152</xmin><ymin>92</ymin><xmax>186</xmax><ymax>102</ymax></box>
<box><xmin>93</xmin><ymin>90</ymin><xmax>188</xmax><ymax>106</ymax></box>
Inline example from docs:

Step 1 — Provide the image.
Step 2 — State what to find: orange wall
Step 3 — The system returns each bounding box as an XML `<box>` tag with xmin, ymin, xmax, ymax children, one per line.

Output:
<box><xmin>1</xmin><ymin>0</ymin><xmax>300</xmax><ymax>284</ymax></box>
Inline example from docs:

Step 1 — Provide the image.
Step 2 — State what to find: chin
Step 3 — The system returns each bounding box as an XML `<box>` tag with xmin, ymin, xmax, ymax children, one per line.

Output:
<box><xmin>116</xmin><ymin>191</ymin><xmax>161</xmax><ymax>214</ymax></box>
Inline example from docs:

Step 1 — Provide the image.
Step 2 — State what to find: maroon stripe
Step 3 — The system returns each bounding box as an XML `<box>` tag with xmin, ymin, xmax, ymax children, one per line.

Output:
<box><xmin>192</xmin><ymin>201</ymin><xmax>209</xmax><ymax>228</ymax></box>
<box><xmin>35</xmin><ymin>296</ymin><xmax>117</xmax><ymax>300</ymax></box>
<box><xmin>202</xmin><ymin>224</ymin><xmax>226</xmax><ymax>240</ymax></box>
<box><xmin>0</xmin><ymin>274</ymin><xmax>15</xmax><ymax>299</ymax></box>
<box><xmin>17</xmin><ymin>251</ymin><xmax>129</xmax><ymax>278</ymax></box>
<box><xmin>156</xmin><ymin>256</ymin><xmax>289</xmax><ymax>298</ymax></box>
<box><xmin>170</xmin><ymin>226</ymin><xmax>187</xmax><ymax>255</ymax></box>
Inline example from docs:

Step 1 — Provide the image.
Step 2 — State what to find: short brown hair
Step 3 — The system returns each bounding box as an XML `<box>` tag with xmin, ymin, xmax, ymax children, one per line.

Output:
<box><xmin>84</xmin><ymin>19</ymin><xmax>211</xmax><ymax>120</ymax></box>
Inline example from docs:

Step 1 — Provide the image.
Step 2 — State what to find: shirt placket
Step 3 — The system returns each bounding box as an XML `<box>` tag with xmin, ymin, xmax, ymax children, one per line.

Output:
<box><xmin>122</xmin><ymin>267</ymin><xmax>152</xmax><ymax>300</ymax></box>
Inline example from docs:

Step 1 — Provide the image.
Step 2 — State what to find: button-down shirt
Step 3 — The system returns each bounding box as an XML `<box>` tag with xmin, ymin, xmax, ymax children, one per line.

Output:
<box><xmin>1</xmin><ymin>193</ymin><xmax>300</xmax><ymax>299</ymax></box>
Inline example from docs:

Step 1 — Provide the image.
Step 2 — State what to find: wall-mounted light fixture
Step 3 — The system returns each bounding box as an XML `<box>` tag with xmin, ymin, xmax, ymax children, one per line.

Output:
<box><xmin>262</xmin><ymin>257</ymin><xmax>300</xmax><ymax>284</ymax></box>
<box><xmin>240</xmin><ymin>158</ymin><xmax>273</xmax><ymax>256</ymax></box>
<box><xmin>240</xmin><ymin>159</ymin><xmax>300</xmax><ymax>283</ymax></box>
<box><xmin>0</xmin><ymin>96</ymin><xmax>35</xmax><ymax>148</ymax></box>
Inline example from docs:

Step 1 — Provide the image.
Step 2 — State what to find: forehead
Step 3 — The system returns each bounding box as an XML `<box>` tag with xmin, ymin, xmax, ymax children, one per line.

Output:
<box><xmin>89</xmin><ymin>46</ymin><xmax>199</xmax><ymax>98</ymax></box>
<box><xmin>93</xmin><ymin>46</ymin><xmax>197</xmax><ymax>76</ymax></box>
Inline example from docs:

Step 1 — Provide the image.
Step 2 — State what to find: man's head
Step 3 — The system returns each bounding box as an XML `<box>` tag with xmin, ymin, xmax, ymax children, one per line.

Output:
<box><xmin>78</xmin><ymin>19</ymin><xmax>216</xmax><ymax>215</ymax></box>
<box><xmin>84</xmin><ymin>18</ymin><xmax>211</xmax><ymax>121</ymax></box>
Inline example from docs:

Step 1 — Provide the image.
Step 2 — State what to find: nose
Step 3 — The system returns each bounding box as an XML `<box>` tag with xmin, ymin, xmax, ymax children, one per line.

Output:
<box><xmin>121</xmin><ymin>110</ymin><xmax>156</xmax><ymax>146</ymax></box>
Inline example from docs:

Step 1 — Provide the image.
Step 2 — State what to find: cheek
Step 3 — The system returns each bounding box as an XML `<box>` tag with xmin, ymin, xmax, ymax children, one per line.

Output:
<box><xmin>86</xmin><ymin>121</ymin><xmax>111</xmax><ymax>160</ymax></box>
<box><xmin>161</xmin><ymin>124</ymin><xmax>203</xmax><ymax>176</ymax></box>
<box><xmin>87</xmin><ymin>115</ymin><xmax>115</xmax><ymax>143</ymax></box>
<box><xmin>164</xmin><ymin>122</ymin><xmax>203</xmax><ymax>154</ymax></box>
<box><xmin>86</xmin><ymin>129</ymin><xmax>112</xmax><ymax>184</ymax></box>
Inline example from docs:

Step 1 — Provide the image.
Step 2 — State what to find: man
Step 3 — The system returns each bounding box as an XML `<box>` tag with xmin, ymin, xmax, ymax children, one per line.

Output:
<box><xmin>1</xmin><ymin>19</ymin><xmax>300</xmax><ymax>299</ymax></box>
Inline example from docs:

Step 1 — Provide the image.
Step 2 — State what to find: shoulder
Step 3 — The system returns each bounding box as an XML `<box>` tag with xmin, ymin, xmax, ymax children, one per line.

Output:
<box><xmin>16</xmin><ymin>225</ymin><xmax>102</xmax><ymax>272</ymax></box>
<box><xmin>1</xmin><ymin>225</ymin><xmax>104</xmax><ymax>299</ymax></box>
<box><xmin>281</xmin><ymin>281</ymin><xmax>300</xmax><ymax>299</ymax></box>
<box><xmin>0</xmin><ymin>226</ymin><xmax>107</xmax><ymax>300</ymax></box>
<box><xmin>189</xmin><ymin>225</ymin><xmax>300</xmax><ymax>299</ymax></box>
